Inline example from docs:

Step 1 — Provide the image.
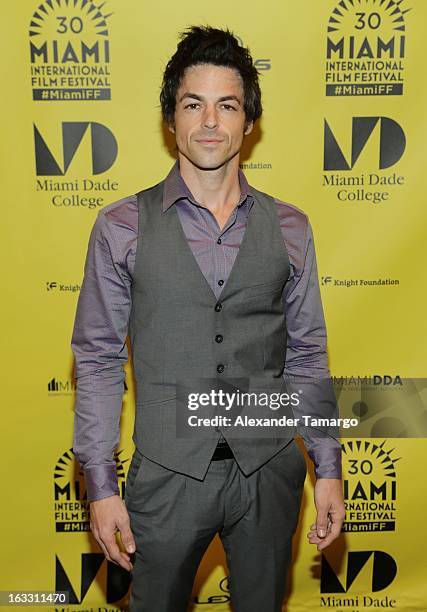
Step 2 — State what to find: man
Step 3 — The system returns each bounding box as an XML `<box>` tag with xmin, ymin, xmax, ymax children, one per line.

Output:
<box><xmin>71</xmin><ymin>25</ymin><xmax>345</xmax><ymax>612</ymax></box>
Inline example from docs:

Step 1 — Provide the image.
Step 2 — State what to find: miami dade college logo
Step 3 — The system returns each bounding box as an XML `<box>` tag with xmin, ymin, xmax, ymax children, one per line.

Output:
<box><xmin>322</xmin><ymin>117</ymin><xmax>406</xmax><ymax>204</ymax></box>
<box><xmin>56</xmin><ymin>553</ymin><xmax>131</xmax><ymax>605</ymax></box>
<box><xmin>34</xmin><ymin>121</ymin><xmax>118</xmax><ymax>175</ymax></box>
<box><xmin>34</xmin><ymin>121</ymin><xmax>120</xmax><ymax>207</ymax></box>
<box><xmin>324</xmin><ymin>117</ymin><xmax>405</xmax><ymax>171</ymax></box>
<box><xmin>321</xmin><ymin>550</ymin><xmax>398</xmax><ymax>608</ymax></box>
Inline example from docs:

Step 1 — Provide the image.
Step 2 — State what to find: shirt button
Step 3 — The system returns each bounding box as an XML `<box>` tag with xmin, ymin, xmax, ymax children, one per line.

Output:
<box><xmin>217</xmin><ymin>238</ymin><xmax>222</xmax><ymax>244</ymax></box>
<box><xmin>218</xmin><ymin>279</ymin><xmax>224</xmax><ymax>286</ymax></box>
<box><xmin>217</xmin><ymin>364</ymin><xmax>225</xmax><ymax>374</ymax></box>
<box><xmin>215</xmin><ymin>303</ymin><xmax>222</xmax><ymax>312</ymax></box>
<box><xmin>215</xmin><ymin>334</ymin><xmax>223</xmax><ymax>343</ymax></box>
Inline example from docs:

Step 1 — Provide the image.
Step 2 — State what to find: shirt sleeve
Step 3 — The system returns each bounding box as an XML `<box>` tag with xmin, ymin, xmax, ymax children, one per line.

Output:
<box><xmin>71</xmin><ymin>203</ymin><xmax>134</xmax><ymax>502</ymax></box>
<box><xmin>282</xmin><ymin>217</ymin><xmax>342</xmax><ymax>479</ymax></box>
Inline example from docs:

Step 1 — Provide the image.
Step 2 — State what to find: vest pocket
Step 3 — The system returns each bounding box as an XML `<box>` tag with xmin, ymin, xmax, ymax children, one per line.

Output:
<box><xmin>243</xmin><ymin>278</ymin><xmax>286</xmax><ymax>300</ymax></box>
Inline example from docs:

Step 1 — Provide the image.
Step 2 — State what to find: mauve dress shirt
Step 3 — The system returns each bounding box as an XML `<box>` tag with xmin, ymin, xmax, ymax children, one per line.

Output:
<box><xmin>71</xmin><ymin>161</ymin><xmax>342</xmax><ymax>502</ymax></box>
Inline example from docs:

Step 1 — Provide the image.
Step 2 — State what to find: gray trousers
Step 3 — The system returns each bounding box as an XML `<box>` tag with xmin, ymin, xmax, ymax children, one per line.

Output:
<box><xmin>124</xmin><ymin>439</ymin><xmax>307</xmax><ymax>612</ymax></box>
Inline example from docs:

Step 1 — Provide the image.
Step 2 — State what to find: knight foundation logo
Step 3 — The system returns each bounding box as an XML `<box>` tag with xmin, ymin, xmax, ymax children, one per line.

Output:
<box><xmin>29</xmin><ymin>0</ymin><xmax>113</xmax><ymax>101</ymax></box>
<box><xmin>53</xmin><ymin>448</ymin><xmax>128</xmax><ymax>532</ymax></box>
<box><xmin>46</xmin><ymin>280</ymin><xmax>82</xmax><ymax>292</ymax></box>
<box><xmin>321</xmin><ymin>274</ymin><xmax>400</xmax><ymax>288</ymax></box>
<box><xmin>342</xmin><ymin>440</ymin><xmax>400</xmax><ymax>533</ymax></box>
<box><xmin>325</xmin><ymin>0</ymin><xmax>411</xmax><ymax>97</ymax></box>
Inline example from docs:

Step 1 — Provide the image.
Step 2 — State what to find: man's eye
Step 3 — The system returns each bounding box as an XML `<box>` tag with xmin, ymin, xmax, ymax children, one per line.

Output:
<box><xmin>221</xmin><ymin>104</ymin><xmax>237</xmax><ymax>111</ymax></box>
<box><xmin>185</xmin><ymin>103</ymin><xmax>200</xmax><ymax>109</ymax></box>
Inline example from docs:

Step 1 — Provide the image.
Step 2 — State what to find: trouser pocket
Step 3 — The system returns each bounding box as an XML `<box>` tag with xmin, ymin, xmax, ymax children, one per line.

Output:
<box><xmin>124</xmin><ymin>449</ymin><xmax>144</xmax><ymax>507</ymax></box>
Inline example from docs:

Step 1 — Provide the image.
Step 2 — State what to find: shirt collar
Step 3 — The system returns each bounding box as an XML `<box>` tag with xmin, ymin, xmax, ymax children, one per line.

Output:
<box><xmin>162</xmin><ymin>160</ymin><xmax>255</xmax><ymax>214</ymax></box>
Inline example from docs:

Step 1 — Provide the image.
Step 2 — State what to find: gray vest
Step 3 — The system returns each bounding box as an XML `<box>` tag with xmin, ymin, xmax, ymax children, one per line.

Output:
<box><xmin>129</xmin><ymin>179</ymin><xmax>296</xmax><ymax>480</ymax></box>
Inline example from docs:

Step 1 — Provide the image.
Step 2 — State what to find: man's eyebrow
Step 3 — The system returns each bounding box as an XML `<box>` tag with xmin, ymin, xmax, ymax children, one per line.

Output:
<box><xmin>179</xmin><ymin>92</ymin><xmax>241</xmax><ymax>104</ymax></box>
<box><xmin>179</xmin><ymin>92</ymin><xmax>203</xmax><ymax>102</ymax></box>
<box><xmin>217</xmin><ymin>95</ymin><xmax>241</xmax><ymax>104</ymax></box>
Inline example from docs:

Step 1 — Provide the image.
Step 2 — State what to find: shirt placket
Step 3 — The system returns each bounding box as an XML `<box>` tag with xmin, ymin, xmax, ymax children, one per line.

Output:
<box><xmin>200</xmin><ymin>202</ymin><xmax>244</xmax><ymax>301</ymax></box>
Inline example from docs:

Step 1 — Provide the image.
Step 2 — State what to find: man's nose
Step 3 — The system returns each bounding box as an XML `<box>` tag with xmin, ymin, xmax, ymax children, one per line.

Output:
<box><xmin>202</xmin><ymin>105</ymin><xmax>218</xmax><ymax>129</ymax></box>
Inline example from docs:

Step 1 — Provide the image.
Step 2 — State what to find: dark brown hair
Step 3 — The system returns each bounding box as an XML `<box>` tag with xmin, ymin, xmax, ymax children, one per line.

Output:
<box><xmin>160</xmin><ymin>25</ymin><xmax>262</xmax><ymax>127</ymax></box>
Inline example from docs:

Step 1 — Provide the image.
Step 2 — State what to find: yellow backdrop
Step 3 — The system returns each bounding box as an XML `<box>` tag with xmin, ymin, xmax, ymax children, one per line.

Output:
<box><xmin>2</xmin><ymin>0</ymin><xmax>426</xmax><ymax>610</ymax></box>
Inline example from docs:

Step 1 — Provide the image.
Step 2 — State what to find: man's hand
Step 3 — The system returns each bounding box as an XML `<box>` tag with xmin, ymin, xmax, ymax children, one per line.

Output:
<box><xmin>307</xmin><ymin>478</ymin><xmax>345</xmax><ymax>551</ymax></box>
<box><xmin>90</xmin><ymin>495</ymin><xmax>136</xmax><ymax>571</ymax></box>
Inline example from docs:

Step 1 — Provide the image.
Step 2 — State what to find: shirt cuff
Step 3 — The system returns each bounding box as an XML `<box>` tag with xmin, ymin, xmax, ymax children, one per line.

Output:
<box><xmin>84</xmin><ymin>464</ymin><xmax>120</xmax><ymax>502</ymax></box>
<box><xmin>304</xmin><ymin>438</ymin><xmax>343</xmax><ymax>479</ymax></box>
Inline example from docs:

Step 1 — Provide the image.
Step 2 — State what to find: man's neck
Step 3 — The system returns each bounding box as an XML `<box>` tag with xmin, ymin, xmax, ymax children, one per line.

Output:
<box><xmin>177</xmin><ymin>154</ymin><xmax>242</xmax><ymax>216</ymax></box>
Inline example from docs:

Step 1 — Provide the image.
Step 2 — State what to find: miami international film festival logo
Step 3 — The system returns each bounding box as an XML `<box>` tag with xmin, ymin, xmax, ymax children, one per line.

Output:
<box><xmin>325</xmin><ymin>0</ymin><xmax>411</xmax><ymax>97</ymax></box>
<box><xmin>53</xmin><ymin>448</ymin><xmax>128</xmax><ymax>533</ymax></box>
<box><xmin>342</xmin><ymin>440</ymin><xmax>400</xmax><ymax>533</ymax></box>
<box><xmin>29</xmin><ymin>0</ymin><xmax>113</xmax><ymax>101</ymax></box>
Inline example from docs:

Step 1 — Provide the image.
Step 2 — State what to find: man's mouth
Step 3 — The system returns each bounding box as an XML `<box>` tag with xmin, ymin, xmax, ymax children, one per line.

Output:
<box><xmin>196</xmin><ymin>138</ymin><xmax>223</xmax><ymax>144</ymax></box>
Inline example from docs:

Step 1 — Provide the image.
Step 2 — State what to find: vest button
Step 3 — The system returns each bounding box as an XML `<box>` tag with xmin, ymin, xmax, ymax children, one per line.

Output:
<box><xmin>215</xmin><ymin>303</ymin><xmax>222</xmax><ymax>312</ymax></box>
<box><xmin>215</xmin><ymin>334</ymin><xmax>223</xmax><ymax>343</ymax></box>
<box><xmin>217</xmin><ymin>238</ymin><xmax>222</xmax><ymax>244</ymax></box>
<box><xmin>216</xmin><ymin>364</ymin><xmax>225</xmax><ymax>373</ymax></box>
<box><xmin>218</xmin><ymin>279</ymin><xmax>224</xmax><ymax>286</ymax></box>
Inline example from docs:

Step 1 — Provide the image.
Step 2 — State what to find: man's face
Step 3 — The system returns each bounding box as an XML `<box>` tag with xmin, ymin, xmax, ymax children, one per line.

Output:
<box><xmin>170</xmin><ymin>63</ymin><xmax>253</xmax><ymax>170</ymax></box>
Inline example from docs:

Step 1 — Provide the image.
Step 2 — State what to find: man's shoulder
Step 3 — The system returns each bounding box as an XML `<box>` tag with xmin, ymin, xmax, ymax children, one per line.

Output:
<box><xmin>99</xmin><ymin>178</ymin><xmax>164</xmax><ymax>223</ymax></box>
<box><xmin>273</xmin><ymin>195</ymin><xmax>309</xmax><ymax>223</ymax></box>
<box><xmin>252</xmin><ymin>188</ymin><xmax>311</xmax><ymax>269</ymax></box>
<box><xmin>251</xmin><ymin>185</ymin><xmax>309</xmax><ymax>223</ymax></box>
<box><xmin>253</xmin><ymin>186</ymin><xmax>309</xmax><ymax>236</ymax></box>
<box><xmin>99</xmin><ymin>192</ymin><xmax>138</xmax><ymax>220</ymax></box>
<box><xmin>94</xmin><ymin>192</ymin><xmax>139</xmax><ymax>240</ymax></box>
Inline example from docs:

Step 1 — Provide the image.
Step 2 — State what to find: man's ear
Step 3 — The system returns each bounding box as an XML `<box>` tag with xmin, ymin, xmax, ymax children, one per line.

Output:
<box><xmin>244</xmin><ymin>120</ymin><xmax>254</xmax><ymax>136</ymax></box>
<box><xmin>168</xmin><ymin>122</ymin><xmax>176</xmax><ymax>134</ymax></box>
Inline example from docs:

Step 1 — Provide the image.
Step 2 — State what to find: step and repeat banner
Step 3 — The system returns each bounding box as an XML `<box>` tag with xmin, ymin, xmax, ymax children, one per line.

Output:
<box><xmin>2</xmin><ymin>0</ymin><xmax>427</xmax><ymax>610</ymax></box>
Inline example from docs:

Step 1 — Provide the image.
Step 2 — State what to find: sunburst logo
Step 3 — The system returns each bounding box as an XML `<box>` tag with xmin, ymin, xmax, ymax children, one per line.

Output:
<box><xmin>325</xmin><ymin>0</ymin><xmax>412</xmax><ymax>96</ymax></box>
<box><xmin>29</xmin><ymin>0</ymin><xmax>114</xmax><ymax>101</ymax></box>
<box><xmin>53</xmin><ymin>447</ymin><xmax>128</xmax><ymax>533</ymax></box>
<box><xmin>342</xmin><ymin>440</ymin><xmax>400</xmax><ymax>533</ymax></box>
<box><xmin>327</xmin><ymin>0</ymin><xmax>411</xmax><ymax>38</ymax></box>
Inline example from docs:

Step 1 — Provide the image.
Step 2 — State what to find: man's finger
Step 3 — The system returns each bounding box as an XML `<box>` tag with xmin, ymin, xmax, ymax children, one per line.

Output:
<box><xmin>118</xmin><ymin>519</ymin><xmax>136</xmax><ymax>554</ymax></box>
<box><xmin>101</xmin><ymin>533</ymin><xmax>132</xmax><ymax>570</ymax></box>
<box><xmin>316</xmin><ymin>506</ymin><xmax>330</xmax><ymax>538</ymax></box>
<box><xmin>97</xmin><ymin>537</ymin><xmax>113</xmax><ymax>563</ymax></box>
<box><xmin>307</xmin><ymin>517</ymin><xmax>332</xmax><ymax>539</ymax></box>
<box><xmin>309</xmin><ymin>518</ymin><xmax>342</xmax><ymax>550</ymax></box>
<box><xmin>317</xmin><ymin>521</ymin><xmax>342</xmax><ymax>550</ymax></box>
<box><xmin>91</xmin><ymin>526</ymin><xmax>112</xmax><ymax>561</ymax></box>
